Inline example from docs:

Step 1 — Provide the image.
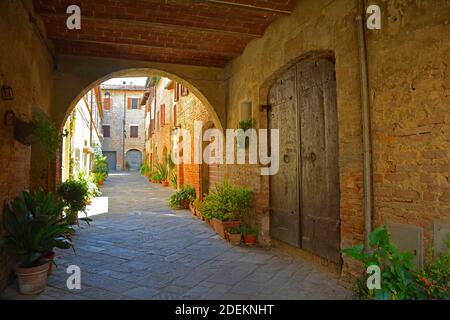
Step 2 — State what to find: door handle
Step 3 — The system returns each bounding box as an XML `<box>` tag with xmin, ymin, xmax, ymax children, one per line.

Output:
<box><xmin>306</xmin><ymin>152</ymin><xmax>317</xmax><ymax>162</ymax></box>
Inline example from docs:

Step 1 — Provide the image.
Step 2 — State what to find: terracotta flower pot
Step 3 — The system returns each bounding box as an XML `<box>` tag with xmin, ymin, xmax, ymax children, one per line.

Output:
<box><xmin>180</xmin><ymin>199</ymin><xmax>189</xmax><ymax>209</ymax></box>
<box><xmin>227</xmin><ymin>232</ymin><xmax>242</xmax><ymax>246</ymax></box>
<box><xmin>162</xmin><ymin>180</ymin><xmax>169</xmax><ymax>187</ymax></box>
<box><xmin>212</xmin><ymin>219</ymin><xmax>241</xmax><ymax>239</ymax></box>
<box><xmin>44</xmin><ymin>252</ymin><xmax>55</xmax><ymax>276</ymax></box>
<box><xmin>98</xmin><ymin>180</ymin><xmax>104</xmax><ymax>186</ymax></box>
<box><xmin>243</xmin><ymin>234</ymin><xmax>257</xmax><ymax>245</ymax></box>
<box><xmin>189</xmin><ymin>204</ymin><xmax>196</xmax><ymax>215</ymax></box>
<box><xmin>15</xmin><ymin>262</ymin><xmax>50</xmax><ymax>295</ymax></box>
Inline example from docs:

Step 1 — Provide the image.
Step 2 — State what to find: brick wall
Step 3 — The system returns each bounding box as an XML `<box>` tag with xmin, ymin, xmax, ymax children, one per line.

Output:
<box><xmin>224</xmin><ymin>0</ymin><xmax>450</xmax><ymax>284</ymax></box>
<box><xmin>146</xmin><ymin>79</ymin><xmax>215</xmax><ymax>198</ymax></box>
<box><xmin>0</xmin><ymin>0</ymin><xmax>54</xmax><ymax>291</ymax></box>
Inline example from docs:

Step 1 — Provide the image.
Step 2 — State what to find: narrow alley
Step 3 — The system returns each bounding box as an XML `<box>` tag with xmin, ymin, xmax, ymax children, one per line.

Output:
<box><xmin>2</xmin><ymin>172</ymin><xmax>350</xmax><ymax>300</ymax></box>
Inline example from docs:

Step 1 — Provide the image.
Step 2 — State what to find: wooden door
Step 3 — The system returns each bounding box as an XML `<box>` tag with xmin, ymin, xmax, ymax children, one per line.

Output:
<box><xmin>269</xmin><ymin>66</ymin><xmax>300</xmax><ymax>247</ymax></box>
<box><xmin>298</xmin><ymin>59</ymin><xmax>341</xmax><ymax>263</ymax></box>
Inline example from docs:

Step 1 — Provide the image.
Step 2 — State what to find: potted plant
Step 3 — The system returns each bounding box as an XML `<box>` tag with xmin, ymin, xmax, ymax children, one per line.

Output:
<box><xmin>155</xmin><ymin>162</ymin><xmax>169</xmax><ymax>186</ymax></box>
<box><xmin>169</xmin><ymin>171</ymin><xmax>178</xmax><ymax>189</ymax></box>
<box><xmin>200</xmin><ymin>181</ymin><xmax>252</xmax><ymax>239</ymax></box>
<box><xmin>241</xmin><ymin>226</ymin><xmax>258</xmax><ymax>245</ymax></box>
<box><xmin>57</xmin><ymin>179</ymin><xmax>92</xmax><ymax>226</ymax></box>
<box><xmin>168</xmin><ymin>185</ymin><xmax>196</xmax><ymax>209</ymax></box>
<box><xmin>226</xmin><ymin>227</ymin><xmax>242</xmax><ymax>246</ymax></box>
<box><xmin>2</xmin><ymin>191</ymin><xmax>74</xmax><ymax>294</ymax></box>
<box><xmin>192</xmin><ymin>198</ymin><xmax>203</xmax><ymax>218</ymax></box>
<box><xmin>237</xmin><ymin>119</ymin><xmax>254</xmax><ymax>149</ymax></box>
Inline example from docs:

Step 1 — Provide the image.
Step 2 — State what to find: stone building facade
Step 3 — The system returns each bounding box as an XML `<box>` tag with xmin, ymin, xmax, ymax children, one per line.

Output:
<box><xmin>101</xmin><ymin>84</ymin><xmax>146</xmax><ymax>171</ymax></box>
<box><xmin>144</xmin><ymin>77</ymin><xmax>218</xmax><ymax>198</ymax></box>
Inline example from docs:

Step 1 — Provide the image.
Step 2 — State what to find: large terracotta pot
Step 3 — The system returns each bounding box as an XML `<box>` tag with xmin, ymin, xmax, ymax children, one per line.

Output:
<box><xmin>44</xmin><ymin>252</ymin><xmax>55</xmax><ymax>276</ymax></box>
<box><xmin>15</xmin><ymin>262</ymin><xmax>50</xmax><ymax>295</ymax></box>
<box><xmin>243</xmin><ymin>234</ymin><xmax>257</xmax><ymax>245</ymax></box>
<box><xmin>212</xmin><ymin>219</ymin><xmax>241</xmax><ymax>239</ymax></box>
<box><xmin>162</xmin><ymin>180</ymin><xmax>169</xmax><ymax>187</ymax></box>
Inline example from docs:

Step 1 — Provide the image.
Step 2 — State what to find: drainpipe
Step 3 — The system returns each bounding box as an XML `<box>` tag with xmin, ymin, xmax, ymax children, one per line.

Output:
<box><xmin>356</xmin><ymin>0</ymin><xmax>373</xmax><ymax>252</ymax></box>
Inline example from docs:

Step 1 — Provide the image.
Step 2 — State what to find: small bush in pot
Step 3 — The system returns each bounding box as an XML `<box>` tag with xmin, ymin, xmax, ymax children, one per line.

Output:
<box><xmin>240</xmin><ymin>226</ymin><xmax>258</xmax><ymax>245</ymax></box>
<box><xmin>200</xmin><ymin>181</ymin><xmax>251</xmax><ymax>238</ymax></box>
<box><xmin>2</xmin><ymin>191</ymin><xmax>74</xmax><ymax>294</ymax></box>
<box><xmin>57</xmin><ymin>179</ymin><xmax>92</xmax><ymax>225</ymax></box>
<box><xmin>226</xmin><ymin>227</ymin><xmax>242</xmax><ymax>246</ymax></box>
<box><xmin>168</xmin><ymin>185</ymin><xmax>196</xmax><ymax>209</ymax></box>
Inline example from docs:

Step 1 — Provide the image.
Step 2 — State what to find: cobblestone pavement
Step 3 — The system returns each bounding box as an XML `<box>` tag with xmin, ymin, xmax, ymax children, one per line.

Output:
<box><xmin>2</xmin><ymin>172</ymin><xmax>352</xmax><ymax>300</ymax></box>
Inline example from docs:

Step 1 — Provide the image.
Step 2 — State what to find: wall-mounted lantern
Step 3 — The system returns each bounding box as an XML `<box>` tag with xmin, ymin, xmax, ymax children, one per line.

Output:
<box><xmin>1</xmin><ymin>86</ymin><xmax>14</xmax><ymax>100</ymax></box>
<box><xmin>3</xmin><ymin>109</ymin><xmax>16</xmax><ymax>126</ymax></box>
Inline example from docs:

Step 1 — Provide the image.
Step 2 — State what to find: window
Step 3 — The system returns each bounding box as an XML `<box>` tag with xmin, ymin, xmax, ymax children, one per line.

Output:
<box><xmin>130</xmin><ymin>125</ymin><xmax>139</xmax><ymax>138</ymax></box>
<box><xmin>103</xmin><ymin>92</ymin><xmax>111</xmax><ymax>111</ymax></box>
<box><xmin>128</xmin><ymin>98</ymin><xmax>141</xmax><ymax>110</ymax></box>
<box><xmin>103</xmin><ymin>125</ymin><xmax>111</xmax><ymax>138</ymax></box>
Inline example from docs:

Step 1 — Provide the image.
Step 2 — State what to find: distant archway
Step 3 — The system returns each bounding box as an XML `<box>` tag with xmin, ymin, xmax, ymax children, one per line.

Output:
<box><xmin>126</xmin><ymin>149</ymin><xmax>142</xmax><ymax>171</ymax></box>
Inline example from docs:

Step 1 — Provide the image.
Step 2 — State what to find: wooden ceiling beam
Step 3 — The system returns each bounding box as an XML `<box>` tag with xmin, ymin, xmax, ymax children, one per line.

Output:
<box><xmin>37</xmin><ymin>13</ymin><xmax>263</xmax><ymax>38</ymax></box>
<box><xmin>199</xmin><ymin>0</ymin><xmax>292</xmax><ymax>15</ymax></box>
<box><xmin>51</xmin><ymin>37</ymin><xmax>236</xmax><ymax>59</ymax></box>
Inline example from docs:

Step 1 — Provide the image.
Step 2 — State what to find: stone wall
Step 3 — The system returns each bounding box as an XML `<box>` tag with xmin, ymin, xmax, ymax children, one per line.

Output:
<box><xmin>223</xmin><ymin>0</ymin><xmax>450</xmax><ymax>284</ymax></box>
<box><xmin>0</xmin><ymin>0</ymin><xmax>54</xmax><ymax>291</ymax></box>
<box><xmin>101</xmin><ymin>89</ymin><xmax>146</xmax><ymax>170</ymax></box>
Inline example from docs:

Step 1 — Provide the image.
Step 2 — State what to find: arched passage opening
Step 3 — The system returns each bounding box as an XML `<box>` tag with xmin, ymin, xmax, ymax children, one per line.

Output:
<box><xmin>56</xmin><ymin>67</ymin><xmax>223</xmax><ymax>184</ymax></box>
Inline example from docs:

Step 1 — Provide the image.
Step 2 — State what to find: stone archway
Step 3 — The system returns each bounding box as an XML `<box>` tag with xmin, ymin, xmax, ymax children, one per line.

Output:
<box><xmin>51</xmin><ymin>56</ymin><xmax>226</xmax><ymax>133</ymax></box>
<box><xmin>52</xmin><ymin>58</ymin><xmax>225</xmax><ymax>187</ymax></box>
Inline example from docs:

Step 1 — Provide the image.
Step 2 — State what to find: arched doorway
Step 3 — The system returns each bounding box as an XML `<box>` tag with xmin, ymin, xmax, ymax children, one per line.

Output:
<box><xmin>126</xmin><ymin>149</ymin><xmax>142</xmax><ymax>171</ymax></box>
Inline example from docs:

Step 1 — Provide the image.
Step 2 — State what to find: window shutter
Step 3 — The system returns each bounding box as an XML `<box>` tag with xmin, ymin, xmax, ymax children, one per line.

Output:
<box><xmin>173</xmin><ymin>104</ymin><xmax>177</xmax><ymax>125</ymax></box>
<box><xmin>103</xmin><ymin>98</ymin><xmax>111</xmax><ymax>110</ymax></box>
<box><xmin>127</xmin><ymin>97</ymin><xmax>131</xmax><ymax>110</ymax></box>
<box><xmin>161</xmin><ymin>104</ymin><xmax>165</xmax><ymax>125</ymax></box>
<box><xmin>138</xmin><ymin>99</ymin><xmax>142</xmax><ymax>110</ymax></box>
<box><xmin>174</xmin><ymin>83</ymin><xmax>180</xmax><ymax>102</ymax></box>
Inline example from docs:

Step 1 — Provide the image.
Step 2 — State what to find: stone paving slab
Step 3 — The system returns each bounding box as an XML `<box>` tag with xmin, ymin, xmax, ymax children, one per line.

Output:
<box><xmin>1</xmin><ymin>172</ymin><xmax>352</xmax><ymax>300</ymax></box>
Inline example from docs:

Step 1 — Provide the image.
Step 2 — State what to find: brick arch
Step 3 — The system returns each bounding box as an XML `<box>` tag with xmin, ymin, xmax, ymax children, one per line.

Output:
<box><xmin>52</xmin><ymin>55</ymin><xmax>226</xmax><ymax>134</ymax></box>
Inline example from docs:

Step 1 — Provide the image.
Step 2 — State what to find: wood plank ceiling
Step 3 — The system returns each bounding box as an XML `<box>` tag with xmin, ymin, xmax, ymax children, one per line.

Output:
<box><xmin>33</xmin><ymin>0</ymin><xmax>298</xmax><ymax>67</ymax></box>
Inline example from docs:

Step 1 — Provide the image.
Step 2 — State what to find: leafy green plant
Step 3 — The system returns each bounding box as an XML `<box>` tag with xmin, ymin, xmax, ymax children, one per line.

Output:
<box><xmin>155</xmin><ymin>162</ymin><xmax>168</xmax><ymax>181</ymax></box>
<box><xmin>227</xmin><ymin>227</ymin><xmax>241</xmax><ymax>235</ymax></box>
<box><xmin>240</xmin><ymin>226</ymin><xmax>257</xmax><ymax>236</ymax></box>
<box><xmin>168</xmin><ymin>185</ymin><xmax>196</xmax><ymax>209</ymax></box>
<box><xmin>237</xmin><ymin>119</ymin><xmax>254</xmax><ymax>148</ymax></box>
<box><xmin>169</xmin><ymin>171</ymin><xmax>178</xmax><ymax>188</ymax></box>
<box><xmin>2</xmin><ymin>191</ymin><xmax>74</xmax><ymax>268</ymax></box>
<box><xmin>92</xmin><ymin>153</ymin><xmax>109</xmax><ymax>177</ymax></box>
<box><xmin>141</xmin><ymin>163</ymin><xmax>150</xmax><ymax>176</ymax></box>
<box><xmin>199</xmin><ymin>181</ymin><xmax>252</xmax><ymax>221</ymax></box>
<box><xmin>343</xmin><ymin>226</ymin><xmax>422</xmax><ymax>300</ymax></box>
<box><xmin>57</xmin><ymin>179</ymin><xmax>91</xmax><ymax>224</ymax></box>
<box><xmin>416</xmin><ymin>234</ymin><xmax>449</xmax><ymax>299</ymax></box>
<box><xmin>78</xmin><ymin>172</ymin><xmax>100</xmax><ymax>199</ymax></box>
<box><xmin>91</xmin><ymin>171</ymin><xmax>107</xmax><ymax>187</ymax></box>
<box><xmin>32</xmin><ymin>114</ymin><xmax>62</xmax><ymax>159</ymax></box>
<box><xmin>151</xmin><ymin>170</ymin><xmax>162</xmax><ymax>183</ymax></box>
